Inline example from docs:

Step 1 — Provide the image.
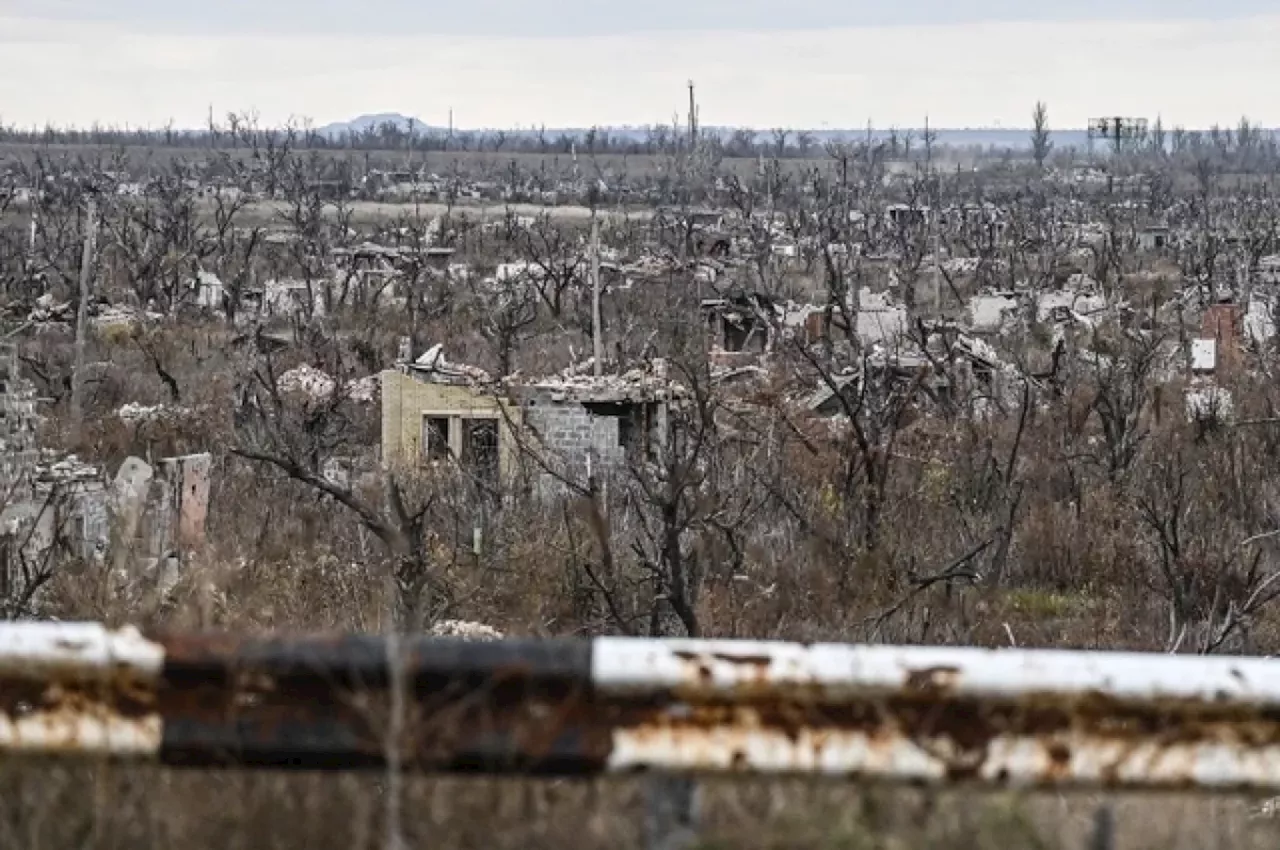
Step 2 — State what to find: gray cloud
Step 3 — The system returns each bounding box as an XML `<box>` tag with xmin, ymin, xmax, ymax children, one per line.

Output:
<box><xmin>7</xmin><ymin>0</ymin><xmax>1276</xmax><ymax>36</ymax></box>
<box><xmin>2</xmin><ymin>9</ymin><xmax>1277</xmax><ymax>131</ymax></box>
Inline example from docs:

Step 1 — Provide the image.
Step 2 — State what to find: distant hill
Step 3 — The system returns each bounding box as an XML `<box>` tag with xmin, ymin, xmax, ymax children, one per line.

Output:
<box><xmin>315</xmin><ymin>113</ymin><xmax>438</xmax><ymax>138</ymax></box>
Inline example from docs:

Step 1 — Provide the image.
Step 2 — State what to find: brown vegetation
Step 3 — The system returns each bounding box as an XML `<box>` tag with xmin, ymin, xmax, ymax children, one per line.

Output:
<box><xmin>3</xmin><ymin>113</ymin><xmax>1280</xmax><ymax>847</ymax></box>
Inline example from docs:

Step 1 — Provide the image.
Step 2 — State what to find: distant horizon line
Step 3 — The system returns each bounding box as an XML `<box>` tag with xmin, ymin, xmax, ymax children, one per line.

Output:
<box><xmin>5</xmin><ymin>120</ymin><xmax>1268</xmax><ymax>135</ymax></box>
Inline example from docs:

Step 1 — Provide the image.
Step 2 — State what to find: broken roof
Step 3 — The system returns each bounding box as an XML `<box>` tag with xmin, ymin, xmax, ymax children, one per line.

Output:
<box><xmin>404</xmin><ymin>343</ymin><xmax>494</xmax><ymax>385</ymax></box>
<box><xmin>520</xmin><ymin>360</ymin><xmax>685</xmax><ymax>404</ymax></box>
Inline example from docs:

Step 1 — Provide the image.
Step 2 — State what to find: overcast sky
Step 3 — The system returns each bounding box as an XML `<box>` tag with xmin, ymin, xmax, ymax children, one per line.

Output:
<box><xmin>3</xmin><ymin>1</ymin><xmax>1278</xmax><ymax>130</ymax></box>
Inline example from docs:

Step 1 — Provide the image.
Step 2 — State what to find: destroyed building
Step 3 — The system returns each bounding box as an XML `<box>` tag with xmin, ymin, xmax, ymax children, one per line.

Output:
<box><xmin>702</xmin><ymin>292</ymin><xmax>776</xmax><ymax>355</ymax></box>
<box><xmin>0</xmin><ymin>348</ymin><xmax>106</xmax><ymax>573</ymax></box>
<box><xmin>380</xmin><ymin>347</ymin><xmax>520</xmax><ymax>490</ymax></box>
<box><xmin>0</xmin><ymin>348</ymin><xmax>211</xmax><ymax>599</ymax></box>
<box><xmin>1138</xmin><ymin>225</ymin><xmax>1172</xmax><ymax>252</ymax></box>
<box><xmin>510</xmin><ymin>366</ymin><xmax>680</xmax><ymax>479</ymax></box>
<box><xmin>0</xmin><ymin>342</ymin><xmax>41</xmax><ymax>494</ymax></box>
<box><xmin>332</xmin><ymin>242</ymin><xmax>456</xmax><ymax>300</ymax></box>
<box><xmin>381</xmin><ymin>344</ymin><xmax>683</xmax><ymax>489</ymax></box>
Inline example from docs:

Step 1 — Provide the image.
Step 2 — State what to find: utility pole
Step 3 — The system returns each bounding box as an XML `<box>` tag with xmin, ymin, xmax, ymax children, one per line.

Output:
<box><xmin>591</xmin><ymin>216</ymin><xmax>603</xmax><ymax>376</ymax></box>
<box><xmin>933</xmin><ymin>211</ymin><xmax>942</xmax><ymax>314</ymax></box>
<box><xmin>406</xmin><ymin>117</ymin><xmax>416</xmax><ymax>176</ymax></box>
<box><xmin>687</xmin><ymin>80</ymin><xmax>698</xmax><ymax>147</ymax></box>
<box><xmin>70</xmin><ymin>196</ymin><xmax>96</xmax><ymax>445</ymax></box>
<box><xmin>924</xmin><ymin>114</ymin><xmax>932</xmax><ymax>171</ymax></box>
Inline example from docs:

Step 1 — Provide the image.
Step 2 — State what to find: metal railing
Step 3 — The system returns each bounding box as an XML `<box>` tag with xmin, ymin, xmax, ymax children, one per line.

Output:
<box><xmin>5</xmin><ymin>621</ymin><xmax>1280</xmax><ymax>791</ymax></box>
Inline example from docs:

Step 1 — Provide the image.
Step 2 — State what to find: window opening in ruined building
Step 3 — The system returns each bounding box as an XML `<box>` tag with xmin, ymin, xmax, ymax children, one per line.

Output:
<box><xmin>617</xmin><ymin>412</ymin><xmax>636</xmax><ymax>453</ymax></box>
<box><xmin>723</xmin><ymin>319</ymin><xmax>750</xmax><ymax>352</ymax></box>
<box><xmin>66</xmin><ymin>514</ymin><xmax>85</xmax><ymax>559</ymax></box>
<box><xmin>461</xmin><ymin>418</ymin><xmax>500</xmax><ymax>488</ymax></box>
<box><xmin>586</xmin><ymin>401</ymin><xmax>653</xmax><ymax>461</ymax></box>
<box><xmin>423</xmin><ymin>416</ymin><xmax>452</xmax><ymax>461</ymax></box>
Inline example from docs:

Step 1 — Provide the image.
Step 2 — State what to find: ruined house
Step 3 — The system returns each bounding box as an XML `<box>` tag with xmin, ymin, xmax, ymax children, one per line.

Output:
<box><xmin>380</xmin><ymin>350</ymin><xmax>520</xmax><ymax>489</ymax></box>
<box><xmin>1138</xmin><ymin>225</ymin><xmax>1171</xmax><ymax>252</ymax></box>
<box><xmin>510</xmin><ymin>367</ymin><xmax>680</xmax><ymax>480</ymax></box>
<box><xmin>966</xmin><ymin>292</ymin><xmax>1021</xmax><ymax>335</ymax></box>
<box><xmin>0</xmin><ymin>346</ymin><xmax>211</xmax><ymax>598</ymax></box>
<box><xmin>0</xmin><ymin>342</ymin><xmax>41</xmax><ymax>494</ymax></box>
<box><xmin>381</xmin><ymin>345</ymin><xmax>683</xmax><ymax>489</ymax></box>
<box><xmin>702</xmin><ymin>293</ymin><xmax>776</xmax><ymax>356</ymax></box>
<box><xmin>332</xmin><ymin>242</ymin><xmax>455</xmax><ymax>302</ymax></box>
<box><xmin>0</xmin><ymin>347</ymin><xmax>106</xmax><ymax>573</ymax></box>
<box><xmin>855</xmin><ymin>289</ymin><xmax>909</xmax><ymax>345</ymax></box>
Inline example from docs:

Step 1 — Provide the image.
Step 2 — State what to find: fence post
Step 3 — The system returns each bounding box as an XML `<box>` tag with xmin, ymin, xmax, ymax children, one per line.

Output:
<box><xmin>644</xmin><ymin>776</ymin><xmax>701</xmax><ymax>850</ymax></box>
<box><xmin>1089</xmin><ymin>803</ymin><xmax>1115</xmax><ymax>850</ymax></box>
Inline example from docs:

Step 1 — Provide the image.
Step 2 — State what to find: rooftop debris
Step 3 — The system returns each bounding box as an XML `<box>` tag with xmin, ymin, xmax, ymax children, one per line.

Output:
<box><xmin>522</xmin><ymin>358</ymin><xmax>684</xmax><ymax>404</ymax></box>
<box><xmin>33</xmin><ymin>453</ymin><xmax>103</xmax><ymax>487</ymax></box>
<box><xmin>407</xmin><ymin>343</ymin><xmax>493</xmax><ymax>385</ymax></box>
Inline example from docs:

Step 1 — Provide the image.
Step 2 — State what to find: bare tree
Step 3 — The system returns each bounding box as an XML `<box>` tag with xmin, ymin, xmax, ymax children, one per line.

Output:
<box><xmin>1031</xmin><ymin>101</ymin><xmax>1054</xmax><ymax>170</ymax></box>
<box><xmin>232</xmin><ymin>343</ymin><xmax>452</xmax><ymax>627</ymax></box>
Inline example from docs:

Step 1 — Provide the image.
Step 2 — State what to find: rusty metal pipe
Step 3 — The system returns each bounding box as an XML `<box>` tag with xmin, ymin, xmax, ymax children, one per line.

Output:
<box><xmin>3</xmin><ymin>623</ymin><xmax>1280</xmax><ymax>792</ymax></box>
<box><xmin>591</xmin><ymin>638</ymin><xmax>1280</xmax><ymax>705</ymax></box>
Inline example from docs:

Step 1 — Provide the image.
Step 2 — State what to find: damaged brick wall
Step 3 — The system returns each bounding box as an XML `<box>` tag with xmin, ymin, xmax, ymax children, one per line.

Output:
<box><xmin>520</xmin><ymin>389</ymin><xmax>631</xmax><ymax>478</ymax></box>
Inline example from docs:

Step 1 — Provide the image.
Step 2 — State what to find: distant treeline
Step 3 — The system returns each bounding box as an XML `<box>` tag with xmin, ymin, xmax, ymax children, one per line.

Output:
<box><xmin>3</xmin><ymin>114</ymin><xmax>1280</xmax><ymax>169</ymax></box>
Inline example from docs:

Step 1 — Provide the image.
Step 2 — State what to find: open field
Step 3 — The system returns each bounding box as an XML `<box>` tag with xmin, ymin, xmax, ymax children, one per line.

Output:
<box><xmin>235</xmin><ymin>198</ymin><xmax>657</xmax><ymax>225</ymax></box>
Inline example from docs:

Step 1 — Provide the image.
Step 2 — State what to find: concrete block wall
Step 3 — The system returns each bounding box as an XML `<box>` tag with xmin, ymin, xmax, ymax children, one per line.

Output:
<box><xmin>521</xmin><ymin>390</ymin><xmax>627</xmax><ymax>477</ymax></box>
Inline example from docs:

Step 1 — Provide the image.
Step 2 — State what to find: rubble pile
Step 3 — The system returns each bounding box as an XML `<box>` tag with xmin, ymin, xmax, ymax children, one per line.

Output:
<box><xmin>278</xmin><ymin>364</ymin><xmax>337</xmax><ymax>399</ymax></box>
<box><xmin>347</xmin><ymin>376</ymin><xmax>380</xmax><ymax>404</ymax></box>
<box><xmin>527</xmin><ymin>358</ymin><xmax>685</xmax><ymax>403</ymax></box>
<box><xmin>91</xmin><ymin>304</ymin><xmax>163</xmax><ymax>330</ymax></box>
<box><xmin>33</xmin><ymin>452</ymin><xmax>104</xmax><ymax>486</ymax></box>
<box><xmin>278</xmin><ymin>365</ymin><xmax>380</xmax><ymax>404</ymax></box>
<box><xmin>428</xmin><ymin>620</ymin><xmax>504</xmax><ymax>641</ymax></box>
<box><xmin>28</xmin><ymin>293</ymin><xmax>72</xmax><ymax>326</ymax></box>
<box><xmin>117</xmin><ymin>402</ymin><xmax>195</xmax><ymax>426</ymax></box>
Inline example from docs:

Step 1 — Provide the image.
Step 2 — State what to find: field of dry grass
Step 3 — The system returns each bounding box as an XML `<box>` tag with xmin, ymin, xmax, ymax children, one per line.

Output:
<box><xmin>0</xmin><ymin>141</ymin><xmax>962</xmax><ymax>181</ymax></box>
<box><xmin>233</xmin><ymin>198</ymin><xmax>654</xmax><ymax>227</ymax></box>
<box><xmin>7</xmin><ymin>135</ymin><xmax>1280</xmax><ymax>848</ymax></box>
<box><xmin>0</xmin><ymin>766</ymin><xmax>1275</xmax><ymax>850</ymax></box>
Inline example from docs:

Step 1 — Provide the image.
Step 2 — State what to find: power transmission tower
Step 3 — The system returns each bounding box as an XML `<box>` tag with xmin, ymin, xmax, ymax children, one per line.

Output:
<box><xmin>1088</xmin><ymin>117</ymin><xmax>1148</xmax><ymax>157</ymax></box>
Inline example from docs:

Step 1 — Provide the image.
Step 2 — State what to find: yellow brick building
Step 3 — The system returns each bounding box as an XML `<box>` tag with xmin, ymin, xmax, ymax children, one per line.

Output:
<box><xmin>379</xmin><ymin>370</ymin><xmax>522</xmax><ymax>484</ymax></box>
